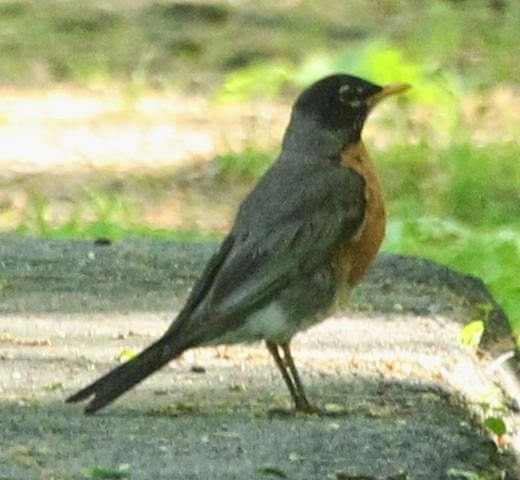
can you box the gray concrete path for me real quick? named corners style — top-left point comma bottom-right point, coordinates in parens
top-left (0, 238), bottom-right (519, 479)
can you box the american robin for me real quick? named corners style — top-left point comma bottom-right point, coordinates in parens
top-left (66, 74), bottom-right (410, 414)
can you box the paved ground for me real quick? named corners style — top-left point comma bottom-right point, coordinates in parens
top-left (0, 239), bottom-right (519, 479)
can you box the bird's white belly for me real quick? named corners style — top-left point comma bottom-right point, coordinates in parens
top-left (208, 302), bottom-right (299, 345)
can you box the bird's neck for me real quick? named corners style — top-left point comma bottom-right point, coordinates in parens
top-left (281, 116), bottom-right (359, 161)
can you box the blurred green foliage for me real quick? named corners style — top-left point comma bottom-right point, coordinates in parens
top-left (215, 62), bottom-right (293, 103)
top-left (380, 144), bottom-right (520, 224)
top-left (214, 42), bottom-right (462, 104)
top-left (0, 0), bottom-right (518, 88)
top-left (15, 191), bottom-right (218, 242)
top-left (214, 147), bottom-right (274, 180)
top-left (385, 216), bottom-right (520, 335)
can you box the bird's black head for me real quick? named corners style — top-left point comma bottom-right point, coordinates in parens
top-left (287, 74), bottom-right (409, 149)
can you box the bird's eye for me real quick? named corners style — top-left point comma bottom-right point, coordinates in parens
top-left (348, 99), bottom-right (361, 108)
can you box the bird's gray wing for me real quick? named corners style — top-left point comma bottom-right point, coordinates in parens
top-left (176, 163), bottom-right (366, 344)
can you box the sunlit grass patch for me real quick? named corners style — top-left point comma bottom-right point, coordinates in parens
top-left (213, 147), bottom-right (274, 180)
top-left (9, 188), bottom-right (219, 242)
top-left (379, 143), bottom-right (520, 226)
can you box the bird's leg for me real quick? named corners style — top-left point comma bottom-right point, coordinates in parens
top-left (280, 342), bottom-right (318, 413)
top-left (266, 341), bottom-right (318, 413)
top-left (266, 341), bottom-right (299, 405)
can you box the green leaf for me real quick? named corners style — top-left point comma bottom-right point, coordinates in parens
top-left (460, 321), bottom-right (484, 349)
top-left (117, 349), bottom-right (137, 362)
top-left (484, 416), bottom-right (507, 437)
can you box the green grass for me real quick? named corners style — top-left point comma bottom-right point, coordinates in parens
top-left (380, 142), bottom-right (520, 330)
top-left (15, 220), bottom-right (216, 243)
top-left (214, 147), bottom-right (274, 180)
top-left (379, 143), bottom-right (520, 225)
top-left (391, 144), bottom-right (519, 330)
top-left (385, 218), bottom-right (519, 332)
top-left (12, 190), bottom-right (219, 243)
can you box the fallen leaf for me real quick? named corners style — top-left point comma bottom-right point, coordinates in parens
top-left (484, 416), bottom-right (507, 437)
top-left (117, 349), bottom-right (137, 362)
top-left (460, 321), bottom-right (484, 349)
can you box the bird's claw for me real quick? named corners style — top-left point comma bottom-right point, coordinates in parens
top-left (294, 399), bottom-right (320, 415)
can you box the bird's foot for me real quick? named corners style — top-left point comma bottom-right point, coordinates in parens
top-left (267, 396), bottom-right (320, 416)
top-left (294, 398), bottom-right (320, 415)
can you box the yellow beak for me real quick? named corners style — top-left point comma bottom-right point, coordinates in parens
top-left (367, 83), bottom-right (411, 108)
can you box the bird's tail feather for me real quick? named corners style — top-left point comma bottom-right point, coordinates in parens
top-left (66, 335), bottom-right (185, 414)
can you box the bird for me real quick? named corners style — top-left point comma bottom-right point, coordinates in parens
top-left (66, 74), bottom-right (410, 414)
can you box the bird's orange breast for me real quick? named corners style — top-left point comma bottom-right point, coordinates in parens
top-left (332, 141), bottom-right (386, 305)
